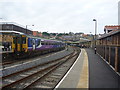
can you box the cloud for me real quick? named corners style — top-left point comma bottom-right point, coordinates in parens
top-left (0, 0), bottom-right (119, 34)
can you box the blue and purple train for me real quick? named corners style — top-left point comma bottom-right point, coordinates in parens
top-left (1, 31), bottom-right (66, 59)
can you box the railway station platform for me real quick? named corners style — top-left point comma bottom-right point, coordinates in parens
top-left (56, 48), bottom-right (120, 89)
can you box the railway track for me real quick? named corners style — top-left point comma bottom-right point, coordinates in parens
top-left (2, 47), bottom-right (80, 89)
top-left (26, 48), bottom-right (80, 89)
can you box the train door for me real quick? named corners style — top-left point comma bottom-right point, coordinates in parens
top-left (19, 36), bottom-right (22, 52)
top-left (13, 35), bottom-right (22, 52)
top-left (13, 36), bottom-right (17, 52)
top-left (21, 36), bottom-right (27, 52)
top-left (32, 39), bottom-right (35, 50)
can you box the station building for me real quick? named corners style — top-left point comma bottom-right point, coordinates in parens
top-left (104, 25), bottom-right (120, 33)
top-left (0, 22), bottom-right (33, 35)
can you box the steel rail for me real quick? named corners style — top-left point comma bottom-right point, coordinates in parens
top-left (24, 49), bottom-right (80, 89)
top-left (2, 50), bottom-right (75, 89)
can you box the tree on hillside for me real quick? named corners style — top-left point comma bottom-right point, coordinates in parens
top-left (42, 32), bottom-right (50, 36)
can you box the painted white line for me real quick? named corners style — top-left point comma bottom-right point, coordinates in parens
top-left (54, 49), bottom-right (82, 89)
top-left (77, 49), bottom-right (89, 88)
top-left (0, 64), bottom-right (21, 70)
top-left (117, 72), bottom-right (120, 76)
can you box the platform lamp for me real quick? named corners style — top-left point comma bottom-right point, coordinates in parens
top-left (93, 19), bottom-right (97, 54)
top-left (26, 25), bottom-right (34, 34)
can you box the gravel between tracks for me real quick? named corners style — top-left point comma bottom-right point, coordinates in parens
top-left (2, 47), bottom-right (80, 89)
top-left (1, 47), bottom-right (73, 77)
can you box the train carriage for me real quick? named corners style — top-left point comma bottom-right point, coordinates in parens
top-left (0, 30), bottom-right (65, 60)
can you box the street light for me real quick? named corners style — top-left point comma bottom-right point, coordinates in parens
top-left (93, 19), bottom-right (97, 54)
top-left (26, 25), bottom-right (34, 34)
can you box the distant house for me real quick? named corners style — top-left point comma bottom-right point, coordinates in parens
top-left (33, 31), bottom-right (42, 37)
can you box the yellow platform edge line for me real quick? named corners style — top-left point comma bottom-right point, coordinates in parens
top-left (77, 49), bottom-right (89, 88)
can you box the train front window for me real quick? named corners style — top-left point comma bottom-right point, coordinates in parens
top-left (17, 37), bottom-right (21, 44)
top-left (22, 37), bottom-right (26, 44)
top-left (13, 37), bottom-right (16, 44)
top-left (37, 39), bottom-right (40, 46)
top-left (32, 39), bottom-right (35, 45)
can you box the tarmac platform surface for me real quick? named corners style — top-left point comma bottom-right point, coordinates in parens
top-left (86, 49), bottom-right (120, 88)
top-left (56, 48), bottom-right (120, 88)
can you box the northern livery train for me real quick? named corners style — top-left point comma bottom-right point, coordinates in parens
top-left (0, 31), bottom-right (65, 59)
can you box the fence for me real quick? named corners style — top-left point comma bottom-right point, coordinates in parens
top-left (97, 45), bottom-right (120, 73)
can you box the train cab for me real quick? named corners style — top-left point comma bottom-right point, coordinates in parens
top-left (12, 34), bottom-right (28, 53)
top-left (0, 30), bottom-right (28, 54)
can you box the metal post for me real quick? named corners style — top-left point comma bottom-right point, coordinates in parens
top-left (93, 19), bottom-right (97, 54)
top-left (26, 25), bottom-right (34, 35)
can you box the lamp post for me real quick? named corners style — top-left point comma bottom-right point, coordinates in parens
top-left (26, 25), bottom-right (34, 34)
top-left (93, 19), bottom-right (97, 54)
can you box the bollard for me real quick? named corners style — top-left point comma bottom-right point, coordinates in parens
top-left (95, 47), bottom-right (96, 54)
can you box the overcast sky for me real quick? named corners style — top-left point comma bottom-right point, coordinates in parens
top-left (0, 0), bottom-right (119, 34)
